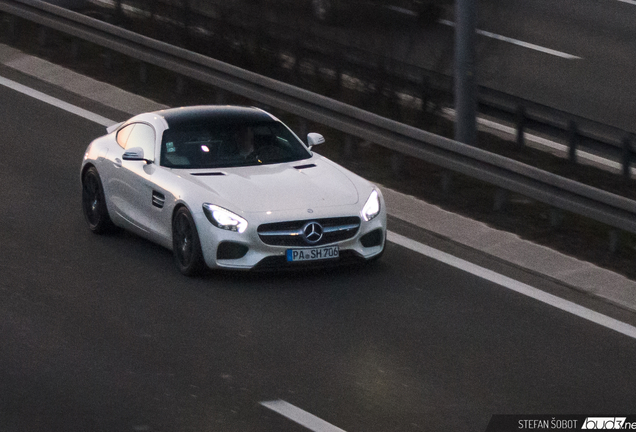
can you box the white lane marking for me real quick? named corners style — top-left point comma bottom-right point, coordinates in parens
top-left (618, 0), bottom-right (636, 5)
top-left (5, 71), bottom-right (635, 340)
top-left (261, 400), bottom-right (347, 432)
top-left (387, 231), bottom-right (636, 340)
top-left (386, 5), bottom-right (418, 16)
top-left (439, 19), bottom-right (581, 60)
top-left (0, 76), bottom-right (115, 127)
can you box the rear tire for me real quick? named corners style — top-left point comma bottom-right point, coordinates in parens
top-left (82, 166), bottom-right (115, 234)
top-left (172, 207), bottom-right (205, 276)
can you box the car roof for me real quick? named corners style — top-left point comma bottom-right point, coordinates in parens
top-left (156, 106), bottom-right (275, 128)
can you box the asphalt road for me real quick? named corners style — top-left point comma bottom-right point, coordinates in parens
top-left (2, 71), bottom-right (636, 431)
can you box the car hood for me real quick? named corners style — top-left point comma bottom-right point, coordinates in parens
top-left (187, 157), bottom-right (360, 213)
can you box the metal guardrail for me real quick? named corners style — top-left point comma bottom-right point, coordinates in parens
top-left (2, 0), bottom-right (636, 234)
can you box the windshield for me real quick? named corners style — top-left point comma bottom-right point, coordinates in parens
top-left (160, 120), bottom-right (311, 169)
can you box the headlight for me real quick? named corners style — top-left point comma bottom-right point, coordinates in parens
top-left (361, 190), bottom-right (380, 221)
top-left (202, 204), bottom-right (248, 233)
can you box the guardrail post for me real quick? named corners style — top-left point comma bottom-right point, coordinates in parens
top-left (343, 135), bottom-right (356, 158)
top-left (103, 50), bottom-right (112, 70)
top-left (622, 134), bottom-right (633, 179)
top-left (71, 39), bottom-right (80, 62)
top-left (37, 27), bottom-right (48, 48)
top-left (335, 64), bottom-right (343, 94)
top-left (176, 76), bottom-right (186, 95)
top-left (293, 40), bottom-right (302, 86)
top-left (420, 76), bottom-right (431, 111)
top-left (493, 188), bottom-right (508, 211)
top-left (391, 153), bottom-right (405, 177)
top-left (114, 0), bottom-right (123, 24)
top-left (516, 105), bottom-right (526, 146)
top-left (214, 89), bottom-right (226, 104)
top-left (4, 14), bottom-right (16, 42)
top-left (181, 0), bottom-right (192, 47)
top-left (149, 0), bottom-right (158, 22)
top-left (549, 208), bottom-right (564, 227)
top-left (441, 171), bottom-right (452, 194)
top-left (568, 120), bottom-right (578, 163)
top-left (139, 62), bottom-right (148, 84)
top-left (609, 230), bottom-right (620, 253)
top-left (297, 118), bottom-right (308, 141)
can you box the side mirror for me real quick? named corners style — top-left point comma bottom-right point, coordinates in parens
top-left (307, 133), bottom-right (325, 148)
top-left (123, 147), bottom-right (148, 162)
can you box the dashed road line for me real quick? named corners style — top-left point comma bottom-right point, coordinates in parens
top-left (439, 19), bottom-right (582, 60)
top-left (261, 400), bottom-right (347, 432)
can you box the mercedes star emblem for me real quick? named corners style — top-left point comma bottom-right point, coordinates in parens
top-left (302, 222), bottom-right (324, 244)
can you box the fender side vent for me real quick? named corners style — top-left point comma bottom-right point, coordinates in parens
top-left (152, 191), bottom-right (165, 209)
top-left (293, 164), bottom-right (316, 170)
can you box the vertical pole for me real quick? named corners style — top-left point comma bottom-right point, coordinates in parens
top-left (115, 0), bottom-right (123, 24)
top-left (516, 105), bottom-right (526, 146)
top-left (454, 0), bottom-right (477, 146)
top-left (568, 120), bottom-right (578, 163)
top-left (622, 134), bottom-right (632, 179)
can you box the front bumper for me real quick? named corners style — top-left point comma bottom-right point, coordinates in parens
top-left (193, 208), bottom-right (386, 270)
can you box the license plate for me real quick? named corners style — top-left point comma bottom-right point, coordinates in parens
top-left (286, 245), bottom-right (339, 262)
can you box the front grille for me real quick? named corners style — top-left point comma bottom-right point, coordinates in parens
top-left (258, 216), bottom-right (360, 247)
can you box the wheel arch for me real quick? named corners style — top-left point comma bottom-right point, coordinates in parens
top-left (80, 162), bottom-right (96, 182)
top-left (171, 202), bottom-right (191, 225)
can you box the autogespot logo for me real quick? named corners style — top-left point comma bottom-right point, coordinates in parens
top-left (582, 418), bottom-right (631, 429)
top-left (302, 222), bottom-right (323, 244)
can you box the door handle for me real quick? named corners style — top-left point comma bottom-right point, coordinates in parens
top-left (114, 158), bottom-right (122, 168)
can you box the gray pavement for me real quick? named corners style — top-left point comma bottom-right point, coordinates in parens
top-left (1, 42), bottom-right (634, 313)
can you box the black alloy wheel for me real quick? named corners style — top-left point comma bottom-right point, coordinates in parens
top-left (172, 207), bottom-right (205, 276)
top-left (82, 167), bottom-right (115, 234)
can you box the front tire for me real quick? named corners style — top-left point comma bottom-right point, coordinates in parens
top-left (82, 166), bottom-right (115, 234)
top-left (172, 207), bottom-right (205, 276)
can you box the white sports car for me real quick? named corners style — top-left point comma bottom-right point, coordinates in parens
top-left (81, 106), bottom-right (386, 275)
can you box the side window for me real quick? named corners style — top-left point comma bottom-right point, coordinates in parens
top-left (116, 124), bottom-right (135, 148)
top-left (126, 123), bottom-right (156, 161)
